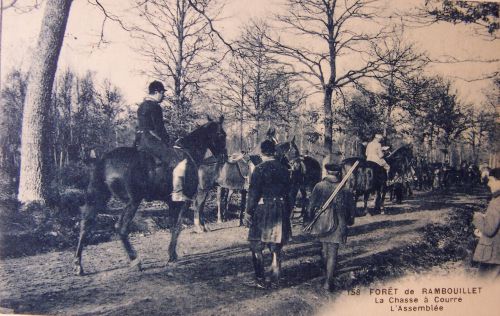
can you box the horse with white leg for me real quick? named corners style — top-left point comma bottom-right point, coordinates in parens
top-left (74, 116), bottom-right (227, 275)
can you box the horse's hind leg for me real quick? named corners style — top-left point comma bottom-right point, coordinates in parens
top-left (168, 201), bottom-right (189, 262)
top-left (116, 199), bottom-right (142, 271)
top-left (239, 190), bottom-right (247, 226)
top-left (74, 204), bottom-right (97, 276)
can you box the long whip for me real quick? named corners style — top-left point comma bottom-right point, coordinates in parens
top-left (303, 160), bottom-right (359, 232)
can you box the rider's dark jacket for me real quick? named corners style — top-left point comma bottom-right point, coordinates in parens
top-left (246, 157), bottom-right (291, 244)
top-left (137, 99), bottom-right (169, 143)
top-left (136, 99), bottom-right (170, 160)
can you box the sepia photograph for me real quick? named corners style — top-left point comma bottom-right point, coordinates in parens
top-left (0, 0), bottom-right (499, 315)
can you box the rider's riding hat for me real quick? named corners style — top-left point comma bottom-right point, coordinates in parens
top-left (149, 81), bottom-right (166, 94)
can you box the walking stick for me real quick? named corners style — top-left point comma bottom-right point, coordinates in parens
top-left (303, 160), bottom-right (359, 232)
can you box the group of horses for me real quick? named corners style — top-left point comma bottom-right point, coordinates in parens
top-left (73, 118), bottom-right (416, 275)
top-left (411, 159), bottom-right (483, 192)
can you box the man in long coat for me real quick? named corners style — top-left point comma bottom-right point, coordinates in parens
top-left (243, 140), bottom-right (291, 288)
top-left (306, 153), bottom-right (356, 291)
top-left (473, 168), bottom-right (500, 279)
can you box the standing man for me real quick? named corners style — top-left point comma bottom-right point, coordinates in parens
top-left (243, 140), bottom-right (291, 288)
top-left (366, 133), bottom-right (390, 175)
top-left (472, 168), bottom-right (500, 279)
top-left (306, 154), bottom-right (356, 291)
top-left (135, 80), bottom-right (188, 202)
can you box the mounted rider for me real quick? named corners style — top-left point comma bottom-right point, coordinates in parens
top-left (135, 80), bottom-right (189, 202)
top-left (365, 133), bottom-right (390, 175)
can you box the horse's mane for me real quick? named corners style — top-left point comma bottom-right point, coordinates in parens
top-left (176, 121), bottom-right (218, 148)
top-left (386, 145), bottom-right (412, 161)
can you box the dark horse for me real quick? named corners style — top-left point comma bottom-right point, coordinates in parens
top-left (275, 138), bottom-right (322, 220)
top-left (341, 144), bottom-right (413, 215)
top-left (74, 116), bottom-right (227, 275)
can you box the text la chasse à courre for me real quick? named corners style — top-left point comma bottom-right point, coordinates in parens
top-left (347, 286), bottom-right (483, 312)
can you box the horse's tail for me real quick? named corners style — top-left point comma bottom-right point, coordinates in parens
top-left (82, 158), bottom-right (110, 215)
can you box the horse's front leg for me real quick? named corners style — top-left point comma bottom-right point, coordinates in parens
top-left (226, 189), bottom-right (234, 220)
top-left (216, 186), bottom-right (227, 224)
top-left (117, 200), bottom-right (142, 271)
top-left (193, 189), bottom-right (209, 233)
top-left (239, 190), bottom-right (247, 227)
top-left (168, 201), bottom-right (189, 263)
top-left (299, 186), bottom-right (308, 220)
top-left (288, 185), bottom-right (299, 221)
top-left (363, 192), bottom-right (370, 215)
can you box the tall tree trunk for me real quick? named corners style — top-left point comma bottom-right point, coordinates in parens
top-left (18, 0), bottom-right (73, 204)
top-left (323, 86), bottom-right (333, 153)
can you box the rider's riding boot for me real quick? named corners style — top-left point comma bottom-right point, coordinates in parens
top-left (172, 159), bottom-right (190, 202)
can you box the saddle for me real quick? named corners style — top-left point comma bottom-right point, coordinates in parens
top-left (218, 153), bottom-right (251, 190)
top-left (137, 148), bottom-right (188, 200)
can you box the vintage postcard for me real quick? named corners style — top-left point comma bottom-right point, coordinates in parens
top-left (0, 0), bottom-right (499, 315)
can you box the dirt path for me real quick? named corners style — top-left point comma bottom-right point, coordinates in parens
top-left (0, 189), bottom-right (489, 315)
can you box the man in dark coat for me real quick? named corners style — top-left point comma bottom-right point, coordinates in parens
top-left (306, 153), bottom-right (356, 291)
top-left (136, 80), bottom-right (169, 159)
top-left (243, 140), bottom-right (291, 288)
top-left (135, 81), bottom-right (189, 202)
top-left (473, 168), bottom-right (500, 279)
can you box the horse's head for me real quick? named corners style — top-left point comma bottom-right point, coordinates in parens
top-left (205, 115), bottom-right (227, 161)
top-left (177, 115), bottom-right (227, 162)
top-left (276, 136), bottom-right (300, 161)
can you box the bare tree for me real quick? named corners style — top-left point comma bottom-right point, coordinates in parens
top-left (420, 0), bottom-right (499, 39)
top-left (129, 0), bottom-right (222, 130)
top-left (266, 0), bottom-right (391, 153)
top-left (216, 55), bottom-right (250, 151)
top-left (373, 31), bottom-right (428, 135)
top-left (18, 0), bottom-right (73, 204)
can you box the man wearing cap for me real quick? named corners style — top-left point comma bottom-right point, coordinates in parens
top-left (366, 133), bottom-right (390, 175)
top-left (135, 81), bottom-right (189, 202)
top-left (243, 140), bottom-right (292, 288)
top-left (136, 80), bottom-right (170, 159)
top-left (306, 154), bottom-right (356, 291)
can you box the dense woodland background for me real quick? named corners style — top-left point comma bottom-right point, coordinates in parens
top-left (0, 0), bottom-right (498, 203)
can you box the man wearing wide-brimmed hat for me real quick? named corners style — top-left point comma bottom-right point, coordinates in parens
top-left (305, 154), bottom-right (356, 291)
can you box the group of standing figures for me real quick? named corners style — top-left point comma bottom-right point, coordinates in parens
top-left (76, 80), bottom-right (488, 290)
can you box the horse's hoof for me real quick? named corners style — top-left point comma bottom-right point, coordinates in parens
top-left (75, 265), bottom-right (84, 276)
top-left (130, 258), bottom-right (142, 271)
top-left (193, 225), bottom-right (205, 234)
top-left (217, 219), bottom-right (223, 224)
top-left (168, 254), bottom-right (178, 263)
